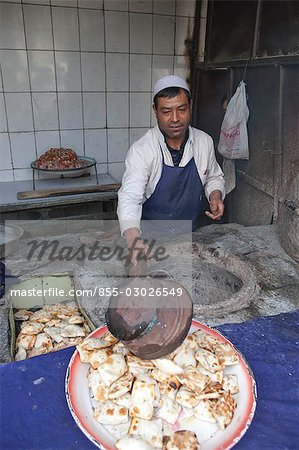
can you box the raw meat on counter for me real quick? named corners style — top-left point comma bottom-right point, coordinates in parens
top-left (34, 148), bottom-right (87, 170)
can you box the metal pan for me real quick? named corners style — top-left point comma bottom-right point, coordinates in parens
top-left (30, 156), bottom-right (97, 176)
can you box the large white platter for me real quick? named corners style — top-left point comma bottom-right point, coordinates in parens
top-left (66, 320), bottom-right (257, 450)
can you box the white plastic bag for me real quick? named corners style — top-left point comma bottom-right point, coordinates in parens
top-left (218, 81), bottom-right (249, 160)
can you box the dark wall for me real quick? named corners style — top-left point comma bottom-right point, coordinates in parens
top-left (192, 0), bottom-right (299, 226)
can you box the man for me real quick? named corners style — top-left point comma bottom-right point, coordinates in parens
top-left (117, 75), bottom-right (225, 264)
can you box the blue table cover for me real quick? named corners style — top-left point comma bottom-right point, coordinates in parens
top-left (1, 310), bottom-right (298, 450)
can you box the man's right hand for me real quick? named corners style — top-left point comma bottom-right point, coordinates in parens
top-left (124, 227), bottom-right (149, 268)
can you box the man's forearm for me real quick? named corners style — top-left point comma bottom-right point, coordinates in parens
top-left (209, 190), bottom-right (222, 202)
top-left (123, 227), bottom-right (141, 246)
top-left (205, 189), bottom-right (224, 220)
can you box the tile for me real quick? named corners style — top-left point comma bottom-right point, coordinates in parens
top-left (106, 53), bottom-right (129, 92)
top-left (28, 51), bottom-right (56, 91)
top-left (176, 0), bottom-right (195, 17)
top-left (83, 92), bottom-right (106, 128)
top-left (104, 0), bottom-right (128, 11)
top-left (152, 54), bottom-right (174, 88)
top-left (5, 93), bottom-right (33, 132)
top-left (0, 94), bottom-right (7, 132)
top-left (35, 130), bottom-right (60, 156)
top-left (107, 93), bottom-right (129, 128)
top-left (150, 105), bottom-right (156, 126)
top-left (107, 128), bottom-right (129, 163)
top-left (10, 132), bottom-right (36, 168)
top-left (81, 53), bottom-right (105, 91)
top-left (175, 16), bottom-right (193, 56)
top-left (153, 15), bottom-right (175, 55)
top-left (84, 129), bottom-right (107, 163)
top-left (129, 0), bottom-right (152, 13)
top-left (56, 52), bottom-right (81, 91)
top-left (130, 92), bottom-right (151, 127)
top-left (174, 55), bottom-right (188, 79)
top-left (129, 127), bottom-right (148, 145)
top-left (0, 3), bottom-right (25, 49)
top-left (105, 11), bottom-right (129, 53)
top-left (0, 133), bottom-right (12, 170)
top-left (32, 93), bottom-right (59, 130)
top-left (13, 168), bottom-right (33, 181)
top-left (78, 0), bottom-right (103, 9)
top-left (79, 9), bottom-right (104, 51)
top-left (130, 54), bottom-right (151, 92)
top-left (0, 170), bottom-right (14, 182)
top-left (130, 13), bottom-right (152, 54)
top-left (52, 7), bottom-right (79, 50)
top-left (60, 129), bottom-right (84, 154)
top-left (0, 50), bottom-right (29, 92)
top-left (108, 162), bottom-right (125, 182)
top-left (22, 0), bottom-right (50, 4)
top-left (153, 0), bottom-right (175, 16)
top-left (51, 0), bottom-right (77, 6)
top-left (23, 4), bottom-right (53, 50)
top-left (58, 93), bottom-right (83, 130)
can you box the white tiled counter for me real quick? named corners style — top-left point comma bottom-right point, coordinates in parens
top-left (0, 174), bottom-right (118, 220)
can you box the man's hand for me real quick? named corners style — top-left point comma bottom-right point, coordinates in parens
top-left (124, 227), bottom-right (149, 268)
top-left (205, 190), bottom-right (224, 221)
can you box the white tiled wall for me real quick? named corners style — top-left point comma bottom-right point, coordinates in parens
top-left (0, 0), bottom-right (195, 182)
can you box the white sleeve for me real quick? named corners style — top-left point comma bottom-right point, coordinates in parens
top-left (204, 137), bottom-right (226, 201)
top-left (117, 144), bottom-right (150, 235)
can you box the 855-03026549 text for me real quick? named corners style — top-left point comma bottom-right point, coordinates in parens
top-left (9, 286), bottom-right (184, 298)
top-left (96, 286), bottom-right (183, 297)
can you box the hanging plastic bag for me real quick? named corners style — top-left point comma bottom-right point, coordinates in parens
top-left (218, 81), bottom-right (249, 160)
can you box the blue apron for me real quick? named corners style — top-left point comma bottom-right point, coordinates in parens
top-left (142, 149), bottom-right (203, 232)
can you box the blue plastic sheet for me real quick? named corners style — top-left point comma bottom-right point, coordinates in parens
top-left (1, 310), bottom-right (298, 450)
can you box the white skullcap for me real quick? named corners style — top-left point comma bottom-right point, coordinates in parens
top-left (153, 75), bottom-right (190, 99)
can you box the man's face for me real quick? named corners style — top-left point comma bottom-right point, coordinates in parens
top-left (153, 90), bottom-right (192, 141)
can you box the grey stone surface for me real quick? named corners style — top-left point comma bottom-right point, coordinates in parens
top-left (193, 224), bottom-right (299, 327)
top-left (0, 304), bottom-right (11, 362)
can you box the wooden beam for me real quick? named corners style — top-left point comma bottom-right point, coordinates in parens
top-left (17, 183), bottom-right (121, 200)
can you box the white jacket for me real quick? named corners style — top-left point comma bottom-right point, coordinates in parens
top-left (117, 125), bottom-right (225, 234)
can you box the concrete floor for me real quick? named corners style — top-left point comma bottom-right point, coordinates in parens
top-left (1, 222), bottom-right (298, 363)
